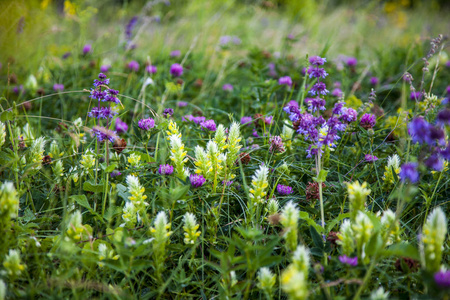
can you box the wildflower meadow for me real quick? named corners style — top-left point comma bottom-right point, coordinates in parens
top-left (0, 0), bottom-right (450, 299)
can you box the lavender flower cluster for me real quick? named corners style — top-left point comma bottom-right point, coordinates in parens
top-left (283, 56), bottom-right (358, 157)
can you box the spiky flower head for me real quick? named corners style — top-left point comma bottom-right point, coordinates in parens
top-left (150, 211), bottom-right (172, 245)
top-left (281, 265), bottom-right (308, 300)
top-left (280, 201), bottom-right (299, 251)
top-left (28, 136), bottom-right (46, 170)
top-left (337, 220), bottom-right (355, 256)
top-left (369, 287), bottom-right (390, 300)
top-left (126, 175), bottom-right (148, 208)
top-left (257, 267), bottom-right (276, 295)
top-left (169, 135), bottom-right (189, 180)
top-left (122, 201), bottom-right (138, 228)
top-left (347, 181), bottom-right (371, 219)
top-left (352, 212), bottom-right (374, 264)
top-left (183, 212), bottom-right (201, 244)
top-left (226, 122), bottom-right (242, 169)
top-left (66, 210), bottom-right (89, 241)
top-left (249, 165), bottom-right (269, 205)
top-left (214, 124), bottom-right (227, 151)
top-left (3, 249), bottom-right (26, 277)
top-left (383, 154), bottom-right (401, 185)
top-left (266, 198), bottom-right (279, 216)
top-left (80, 149), bottom-right (96, 170)
top-left (380, 209), bottom-right (401, 245)
top-left (421, 207), bottom-right (447, 273)
top-left (52, 160), bottom-right (64, 183)
top-left (292, 245), bottom-right (310, 277)
top-left (0, 121), bottom-right (6, 148)
top-left (0, 181), bottom-right (19, 220)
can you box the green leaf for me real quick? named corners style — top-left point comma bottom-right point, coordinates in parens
top-left (310, 225), bottom-right (324, 250)
top-left (70, 194), bottom-right (92, 211)
top-left (83, 181), bottom-right (104, 194)
top-left (382, 242), bottom-right (419, 260)
top-left (326, 213), bottom-right (350, 233)
top-left (105, 163), bottom-right (118, 173)
top-left (116, 184), bottom-right (128, 201)
top-left (299, 211), bottom-right (324, 234)
top-left (0, 110), bottom-right (14, 122)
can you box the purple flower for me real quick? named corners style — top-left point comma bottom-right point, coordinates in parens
top-left (88, 107), bottom-right (117, 119)
top-left (163, 108), bottom-right (174, 118)
top-left (62, 52), bottom-right (71, 59)
top-left (222, 180), bottom-right (234, 186)
top-left (82, 44), bottom-right (92, 55)
top-left (340, 108), bottom-right (358, 123)
top-left (115, 119), bottom-right (128, 133)
top-left (252, 129), bottom-right (260, 138)
top-left (410, 91), bottom-right (423, 101)
top-left (190, 174), bottom-right (206, 188)
top-left (158, 164), bottom-right (174, 175)
top-left (305, 97), bottom-right (326, 112)
top-left (264, 116), bottom-right (273, 125)
top-left (240, 116), bottom-right (252, 126)
top-left (127, 60), bottom-right (139, 72)
top-left (53, 84), bottom-right (64, 92)
top-left (339, 255), bottom-right (358, 266)
top-left (346, 57), bottom-right (357, 67)
top-left (365, 154), bottom-right (378, 162)
top-left (146, 65), bottom-right (157, 74)
top-left (437, 109), bottom-right (450, 125)
top-left (222, 84), bottom-right (233, 91)
top-left (446, 85), bottom-right (450, 95)
top-left (100, 65), bottom-right (111, 73)
top-left (399, 162), bottom-right (419, 183)
top-left (308, 67), bottom-right (328, 79)
top-left (370, 77), bottom-right (379, 86)
top-left (13, 85), bottom-right (24, 94)
top-left (125, 16), bottom-right (138, 41)
top-left (269, 136), bottom-right (285, 153)
top-left (278, 76), bottom-right (293, 87)
top-left (425, 154), bottom-right (444, 171)
top-left (407, 117), bottom-right (446, 145)
top-left (309, 56), bottom-right (326, 66)
top-left (309, 82), bottom-right (329, 95)
top-left (104, 89), bottom-right (120, 104)
top-left (277, 184), bottom-right (293, 195)
top-left (177, 101), bottom-right (188, 107)
top-left (170, 63), bottom-right (183, 77)
top-left (93, 73), bottom-right (110, 87)
top-left (92, 126), bottom-right (117, 143)
top-left (138, 118), bottom-right (155, 130)
top-left (434, 270), bottom-right (450, 289)
top-left (200, 119), bottom-right (217, 131)
top-left (286, 100), bottom-right (298, 109)
top-left (110, 171), bottom-right (122, 178)
top-left (331, 88), bottom-right (343, 97)
top-left (170, 50), bottom-right (181, 57)
top-left (359, 113), bottom-right (376, 129)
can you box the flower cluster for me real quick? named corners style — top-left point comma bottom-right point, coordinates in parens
top-left (277, 184), bottom-right (293, 195)
top-left (284, 56), bottom-right (357, 157)
top-left (281, 245), bottom-right (310, 300)
top-left (182, 212), bottom-right (201, 244)
top-left (248, 165), bottom-right (269, 205)
top-left (280, 201), bottom-right (299, 251)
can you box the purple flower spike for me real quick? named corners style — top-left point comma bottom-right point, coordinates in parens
top-left (408, 117), bottom-right (432, 144)
top-left (308, 67), bottom-right (328, 79)
top-left (339, 255), bottom-right (358, 267)
top-left (277, 184), bottom-right (293, 195)
top-left (158, 164), bottom-right (174, 175)
top-left (222, 84), bottom-right (233, 91)
top-left (331, 88), bottom-right (343, 97)
top-left (437, 109), bottom-right (450, 125)
top-left (138, 118), bottom-right (155, 131)
top-left (127, 60), bottom-right (139, 72)
top-left (278, 76), bottom-right (293, 87)
top-left (309, 82), bottom-right (329, 95)
top-left (200, 119), bottom-right (217, 132)
top-left (190, 174), bottom-right (206, 188)
top-left (425, 154), bottom-right (444, 171)
top-left (170, 63), bottom-right (183, 77)
top-left (146, 65), bottom-right (157, 74)
top-left (82, 44), bottom-right (92, 55)
top-left (399, 162), bottom-right (419, 183)
top-left (434, 270), bottom-right (450, 289)
top-left (115, 119), bottom-right (128, 134)
top-left (309, 56), bottom-right (327, 66)
top-left (365, 154), bottom-right (378, 162)
top-left (269, 136), bottom-right (285, 153)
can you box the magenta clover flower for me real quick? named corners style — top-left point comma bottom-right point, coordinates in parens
top-left (82, 44), bottom-right (92, 55)
top-left (276, 184), bottom-right (293, 195)
top-left (190, 174), bottom-right (206, 188)
top-left (365, 154), bottom-right (378, 162)
top-left (434, 270), bottom-right (450, 289)
top-left (200, 119), bottom-right (217, 132)
top-left (278, 76), bottom-right (293, 87)
top-left (146, 65), bottom-right (157, 74)
top-left (240, 116), bottom-right (252, 126)
top-left (115, 119), bottom-right (128, 134)
top-left (170, 63), bottom-right (183, 77)
top-left (222, 84), bottom-right (233, 91)
top-left (158, 164), bottom-right (174, 175)
top-left (53, 84), bottom-right (64, 92)
top-left (339, 255), bottom-right (358, 266)
top-left (138, 118), bottom-right (155, 131)
top-left (127, 60), bottom-right (139, 72)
